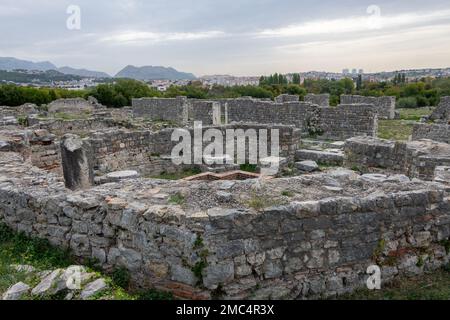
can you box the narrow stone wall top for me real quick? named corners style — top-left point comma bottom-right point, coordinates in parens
top-left (275, 94), bottom-right (300, 103)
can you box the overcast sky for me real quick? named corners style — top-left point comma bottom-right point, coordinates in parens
top-left (1, 0), bottom-right (450, 76)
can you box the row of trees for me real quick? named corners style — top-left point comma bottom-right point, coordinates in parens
top-left (2, 76), bottom-right (450, 109)
top-left (0, 84), bottom-right (85, 106)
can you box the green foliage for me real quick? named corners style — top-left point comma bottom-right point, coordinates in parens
top-left (378, 120), bottom-right (414, 141)
top-left (151, 167), bottom-right (201, 180)
top-left (90, 79), bottom-right (161, 108)
top-left (335, 267), bottom-right (450, 300)
top-left (17, 116), bottom-right (28, 127)
top-left (398, 107), bottom-right (433, 121)
top-left (193, 235), bottom-right (204, 250)
top-left (168, 193), bottom-right (185, 205)
top-left (111, 267), bottom-right (131, 289)
top-left (0, 84), bottom-right (86, 106)
top-left (281, 190), bottom-right (295, 197)
top-left (397, 97), bottom-right (418, 108)
top-left (240, 163), bottom-right (258, 173)
top-left (191, 260), bottom-right (208, 280)
top-left (0, 223), bottom-right (73, 269)
top-left (137, 289), bottom-right (173, 300)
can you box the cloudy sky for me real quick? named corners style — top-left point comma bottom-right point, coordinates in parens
top-left (1, 0), bottom-right (450, 76)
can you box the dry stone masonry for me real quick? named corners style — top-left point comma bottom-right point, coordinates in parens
top-left (1, 95), bottom-right (450, 300)
top-left (0, 152), bottom-right (449, 299)
top-left (304, 94), bottom-right (330, 107)
top-left (412, 123), bottom-right (450, 144)
top-left (340, 95), bottom-right (396, 120)
top-left (429, 96), bottom-right (450, 123)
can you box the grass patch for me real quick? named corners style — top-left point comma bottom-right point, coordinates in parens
top-left (168, 193), bottom-right (185, 205)
top-left (247, 193), bottom-right (284, 211)
top-left (240, 164), bottom-right (258, 173)
top-left (281, 190), bottom-right (295, 197)
top-left (53, 112), bottom-right (91, 121)
top-left (398, 107), bottom-right (434, 121)
top-left (378, 120), bottom-right (415, 141)
top-left (336, 267), bottom-right (450, 300)
top-left (151, 167), bottom-right (202, 180)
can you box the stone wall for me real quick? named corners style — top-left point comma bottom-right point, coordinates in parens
top-left (189, 100), bottom-right (216, 125)
top-left (132, 97), bottom-right (188, 123)
top-left (344, 136), bottom-right (450, 180)
top-left (275, 94), bottom-right (300, 103)
top-left (47, 98), bottom-right (103, 115)
top-left (33, 118), bottom-right (125, 137)
top-left (131, 97), bottom-right (378, 140)
top-left (0, 128), bottom-right (61, 173)
top-left (412, 123), bottom-right (450, 144)
top-left (223, 98), bottom-right (318, 132)
top-left (84, 124), bottom-right (300, 177)
top-left (0, 153), bottom-right (449, 300)
top-left (318, 105), bottom-right (378, 140)
top-left (305, 94), bottom-right (330, 107)
top-left (429, 96), bottom-right (450, 122)
top-left (340, 95), bottom-right (396, 120)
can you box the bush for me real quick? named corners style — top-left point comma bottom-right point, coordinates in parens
top-left (111, 267), bottom-right (131, 289)
top-left (397, 97), bottom-right (418, 108)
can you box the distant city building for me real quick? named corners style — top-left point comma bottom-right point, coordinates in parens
top-left (352, 69), bottom-right (358, 75)
top-left (342, 69), bottom-right (350, 75)
top-left (359, 69), bottom-right (364, 75)
top-left (199, 75), bottom-right (260, 87)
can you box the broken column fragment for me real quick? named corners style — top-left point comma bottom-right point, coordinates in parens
top-left (60, 134), bottom-right (94, 190)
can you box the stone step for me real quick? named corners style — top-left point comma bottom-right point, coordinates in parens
top-left (296, 149), bottom-right (344, 166)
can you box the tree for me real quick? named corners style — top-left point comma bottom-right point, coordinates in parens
top-left (356, 75), bottom-right (363, 91)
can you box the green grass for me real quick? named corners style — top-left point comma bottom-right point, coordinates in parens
top-left (53, 112), bottom-right (91, 121)
top-left (246, 193), bottom-right (285, 211)
top-left (281, 190), bottom-right (295, 197)
top-left (240, 164), bottom-right (258, 173)
top-left (150, 168), bottom-right (202, 180)
top-left (398, 107), bottom-right (434, 121)
top-left (378, 120), bottom-right (415, 141)
top-left (336, 267), bottom-right (450, 300)
top-left (0, 223), bottom-right (172, 300)
top-left (168, 193), bottom-right (185, 205)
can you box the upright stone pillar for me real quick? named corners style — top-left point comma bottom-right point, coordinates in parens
top-left (60, 134), bottom-right (94, 190)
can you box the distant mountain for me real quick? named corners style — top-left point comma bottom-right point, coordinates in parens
top-left (57, 66), bottom-right (111, 78)
top-left (115, 65), bottom-right (196, 81)
top-left (0, 57), bottom-right (56, 72)
top-left (0, 69), bottom-right (82, 84)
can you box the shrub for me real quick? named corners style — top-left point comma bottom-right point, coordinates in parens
top-left (111, 267), bottom-right (131, 289)
top-left (397, 97), bottom-right (418, 108)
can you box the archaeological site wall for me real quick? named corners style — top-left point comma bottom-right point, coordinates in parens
top-left (344, 136), bottom-right (450, 180)
top-left (47, 98), bottom-right (104, 115)
top-left (0, 152), bottom-right (449, 299)
top-left (82, 124), bottom-right (300, 177)
top-left (317, 105), bottom-right (378, 140)
top-left (304, 94), bottom-right (330, 107)
top-left (33, 118), bottom-right (123, 137)
top-left (132, 97), bottom-right (188, 123)
top-left (429, 96), bottom-right (450, 122)
top-left (132, 97), bottom-right (379, 140)
top-left (274, 94), bottom-right (300, 103)
top-left (412, 123), bottom-right (450, 144)
top-left (340, 95), bottom-right (396, 120)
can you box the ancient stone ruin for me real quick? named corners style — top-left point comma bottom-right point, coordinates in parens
top-left (0, 95), bottom-right (449, 300)
top-left (340, 95), bottom-right (396, 120)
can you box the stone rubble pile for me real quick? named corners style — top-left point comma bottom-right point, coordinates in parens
top-left (2, 265), bottom-right (108, 300)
